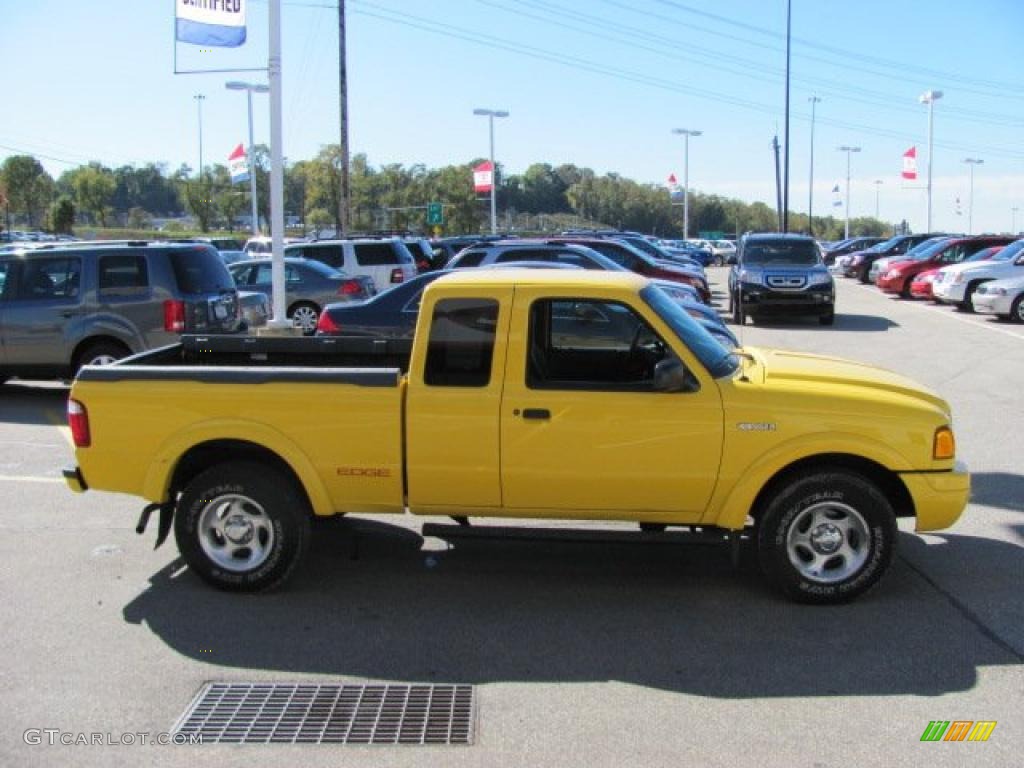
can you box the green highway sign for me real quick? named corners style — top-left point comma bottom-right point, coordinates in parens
top-left (426, 202), bottom-right (444, 226)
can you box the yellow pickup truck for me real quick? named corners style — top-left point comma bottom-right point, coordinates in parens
top-left (64, 270), bottom-right (969, 603)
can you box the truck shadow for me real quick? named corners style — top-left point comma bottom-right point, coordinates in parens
top-left (970, 471), bottom-right (1024, 513)
top-left (0, 381), bottom-right (69, 426)
top-left (732, 314), bottom-right (898, 332)
top-left (122, 519), bottom-right (1022, 698)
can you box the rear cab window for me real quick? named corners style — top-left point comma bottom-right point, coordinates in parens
top-left (424, 298), bottom-right (499, 387)
top-left (99, 254), bottom-right (149, 297)
top-left (167, 247), bottom-right (234, 295)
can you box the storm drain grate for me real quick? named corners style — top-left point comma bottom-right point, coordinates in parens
top-left (172, 683), bottom-right (475, 745)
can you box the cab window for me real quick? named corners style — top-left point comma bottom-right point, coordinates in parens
top-left (424, 298), bottom-right (499, 387)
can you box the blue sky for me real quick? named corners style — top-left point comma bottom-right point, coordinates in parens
top-left (3, 0), bottom-right (1023, 233)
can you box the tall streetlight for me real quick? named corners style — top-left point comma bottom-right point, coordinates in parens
top-left (963, 158), bottom-right (983, 235)
top-left (672, 128), bottom-right (702, 237)
top-left (473, 108), bottom-right (509, 234)
top-left (837, 145), bottom-right (861, 239)
top-left (226, 81), bottom-right (270, 236)
top-left (873, 179), bottom-right (883, 219)
top-left (194, 94), bottom-right (206, 181)
top-left (919, 90), bottom-right (943, 232)
top-left (807, 96), bottom-right (821, 235)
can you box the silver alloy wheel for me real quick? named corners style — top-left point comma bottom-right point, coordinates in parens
top-left (87, 353), bottom-right (119, 366)
top-left (290, 305), bottom-right (319, 333)
top-left (197, 494), bottom-right (276, 573)
top-left (785, 501), bottom-right (871, 584)
top-left (1017, 299), bottom-right (1024, 322)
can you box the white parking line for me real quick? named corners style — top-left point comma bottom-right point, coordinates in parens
top-left (44, 409), bottom-right (76, 449)
top-left (853, 283), bottom-right (1024, 342)
top-left (0, 474), bottom-right (64, 484)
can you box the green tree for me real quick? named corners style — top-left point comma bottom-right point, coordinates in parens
top-left (48, 195), bottom-right (76, 234)
top-left (1, 155), bottom-right (54, 228)
top-left (65, 163), bottom-right (116, 227)
top-left (126, 207), bottom-right (152, 230)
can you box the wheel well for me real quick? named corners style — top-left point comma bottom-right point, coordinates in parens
top-left (72, 336), bottom-right (132, 368)
top-left (169, 439), bottom-right (312, 512)
top-left (748, 453), bottom-right (915, 522)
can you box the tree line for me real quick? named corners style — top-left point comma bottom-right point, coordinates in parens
top-left (0, 148), bottom-right (891, 240)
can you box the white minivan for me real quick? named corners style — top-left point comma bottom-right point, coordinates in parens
top-left (285, 239), bottom-right (417, 292)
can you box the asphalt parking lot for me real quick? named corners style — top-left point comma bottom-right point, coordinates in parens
top-left (1, 270), bottom-right (1021, 767)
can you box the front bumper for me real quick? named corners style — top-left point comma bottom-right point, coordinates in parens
top-left (909, 280), bottom-right (934, 299)
top-left (738, 284), bottom-right (834, 315)
top-left (900, 461), bottom-right (970, 532)
top-left (876, 275), bottom-right (904, 293)
top-left (932, 281), bottom-right (965, 303)
top-left (63, 466), bottom-right (88, 494)
top-left (971, 292), bottom-right (1011, 315)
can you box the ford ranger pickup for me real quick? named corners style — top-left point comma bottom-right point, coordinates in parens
top-left (64, 270), bottom-right (969, 603)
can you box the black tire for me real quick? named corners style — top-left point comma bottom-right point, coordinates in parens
top-left (899, 280), bottom-right (912, 299)
top-left (757, 470), bottom-right (896, 604)
top-left (174, 461), bottom-right (311, 592)
top-left (818, 310), bottom-right (835, 326)
top-left (858, 265), bottom-right (872, 284)
top-left (74, 340), bottom-right (130, 374)
top-left (731, 292), bottom-right (744, 325)
top-left (956, 281), bottom-right (981, 312)
top-left (1011, 295), bottom-right (1024, 324)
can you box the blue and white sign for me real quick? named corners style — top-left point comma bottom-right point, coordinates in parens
top-left (176, 0), bottom-right (247, 48)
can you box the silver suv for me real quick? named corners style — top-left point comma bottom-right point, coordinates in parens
top-left (0, 242), bottom-right (242, 383)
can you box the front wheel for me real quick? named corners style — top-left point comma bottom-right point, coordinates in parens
top-left (1011, 295), bottom-right (1024, 324)
top-left (174, 461), bottom-right (311, 592)
top-left (731, 293), bottom-right (744, 325)
top-left (818, 310), bottom-right (835, 326)
top-left (757, 470), bottom-right (896, 604)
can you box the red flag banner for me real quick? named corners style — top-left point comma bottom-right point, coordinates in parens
top-left (473, 161), bottom-right (494, 193)
top-left (902, 147), bottom-right (918, 180)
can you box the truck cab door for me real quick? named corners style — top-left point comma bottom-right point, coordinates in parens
top-left (499, 287), bottom-right (724, 521)
top-left (405, 286), bottom-right (512, 512)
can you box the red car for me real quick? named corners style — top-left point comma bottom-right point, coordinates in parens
top-left (909, 246), bottom-right (1004, 299)
top-left (876, 236), bottom-right (1015, 297)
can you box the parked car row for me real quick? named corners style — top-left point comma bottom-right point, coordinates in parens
top-left (830, 233), bottom-right (1024, 322)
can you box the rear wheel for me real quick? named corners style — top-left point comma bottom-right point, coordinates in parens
top-left (75, 340), bottom-right (130, 374)
top-left (288, 302), bottom-right (320, 335)
top-left (757, 470), bottom-right (896, 604)
top-left (174, 461), bottom-right (311, 592)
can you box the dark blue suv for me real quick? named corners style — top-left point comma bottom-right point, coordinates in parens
top-left (728, 234), bottom-right (835, 325)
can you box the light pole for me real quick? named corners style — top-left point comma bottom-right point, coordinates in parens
top-left (194, 94), bottom-right (206, 181)
top-left (473, 108), bottom-right (509, 235)
top-left (226, 81), bottom-right (270, 236)
top-left (919, 90), bottom-right (943, 231)
top-left (672, 128), bottom-right (702, 237)
top-left (837, 146), bottom-right (861, 239)
top-left (807, 95), bottom-right (821, 235)
top-left (873, 179), bottom-right (883, 219)
top-left (963, 158), bottom-right (983, 235)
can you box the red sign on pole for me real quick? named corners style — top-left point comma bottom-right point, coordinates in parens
top-left (902, 147), bottom-right (918, 180)
top-left (473, 161), bottom-right (494, 193)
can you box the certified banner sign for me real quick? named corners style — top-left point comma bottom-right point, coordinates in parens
top-left (176, 0), bottom-right (247, 48)
top-left (228, 144), bottom-right (249, 184)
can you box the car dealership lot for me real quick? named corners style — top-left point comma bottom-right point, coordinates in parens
top-left (1, 272), bottom-right (1021, 767)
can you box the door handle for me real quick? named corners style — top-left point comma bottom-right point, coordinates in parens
top-left (521, 408), bottom-right (551, 420)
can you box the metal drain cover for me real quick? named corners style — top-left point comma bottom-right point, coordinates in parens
top-left (172, 683), bottom-right (475, 745)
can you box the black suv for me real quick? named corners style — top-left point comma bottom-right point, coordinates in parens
top-left (0, 241), bottom-right (242, 383)
top-left (728, 234), bottom-right (835, 325)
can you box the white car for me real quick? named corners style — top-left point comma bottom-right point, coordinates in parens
top-left (285, 238), bottom-right (417, 291)
top-left (933, 239), bottom-right (1024, 309)
top-left (971, 273), bottom-right (1024, 322)
top-left (711, 240), bottom-right (736, 265)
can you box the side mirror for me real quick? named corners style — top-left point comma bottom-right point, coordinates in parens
top-left (653, 356), bottom-right (697, 393)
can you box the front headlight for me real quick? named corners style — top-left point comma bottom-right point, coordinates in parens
top-left (919, 273), bottom-right (936, 283)
top-left (952, 272), bottom-right (966, 284)
top-left (887, 270), bottom-right (902, 278)
top-left (984, 286), bottom-right (1008, 296)
top-left (807, 272), bottom-right (832, 286)
top-left (738, 269), bottom-right (761, 285)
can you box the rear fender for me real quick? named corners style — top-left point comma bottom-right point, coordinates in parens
top-left (141, 419), bottom-right (333, 516)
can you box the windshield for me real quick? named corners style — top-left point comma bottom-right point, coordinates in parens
top-left (905, 239), bottom-right (952, 261)
top-left (869, 236), bottom-right (904, 253)
top-left (989, 239), bottom-right (1024, 261)
top-left (641, 284), bottom-right (737, 379)
top-left (742, 240), bottom-right (819, 265)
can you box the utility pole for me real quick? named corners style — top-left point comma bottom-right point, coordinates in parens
top-left (919, 90), bottom-right (943, 232)
top-left (807, 96), bottom-right (821, 235)
top-left (338, 0), bottom-right (350, 236)
top-left (782, 0), bottom-right (792, 232)
top-left (838, 146), bottom-right (861, 240)
top-left (963, 158), bottom-right (983, 235)
top-left (671, 128), bottom-right (702, 237)
top-left (873, 179), bottom-right (883, 219)
top-left (772, 135), bottom-right (782, 231)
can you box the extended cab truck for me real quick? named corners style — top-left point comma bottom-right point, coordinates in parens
top-left (64, 271), bottom-right (969, 604)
